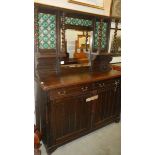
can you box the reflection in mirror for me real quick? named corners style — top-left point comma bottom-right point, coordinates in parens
top-left (61, 29), bottom-right (92, 68)
top-left (108, 20), bottom-right (121, 55)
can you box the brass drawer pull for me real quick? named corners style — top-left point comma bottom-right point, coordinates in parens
top-left (115, 80), bottom-right (120, 86)
top-left (81, 86), bottom-right (88, 91)
top-left (114, 80), bottom-right (120, 92)
top-left (58, 90), bottom-right (66, 95)
top-left (99, 83), bottom-right (105, 88)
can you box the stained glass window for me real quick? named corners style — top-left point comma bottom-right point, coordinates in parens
top-left (38, 13), bottom-right (56, 49)
top-left (65, 17), bottom-right (92, 27)
top-left (94, 22), bottom-right (107, 49)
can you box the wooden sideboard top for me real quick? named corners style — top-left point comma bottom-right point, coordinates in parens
top-left (35, 70), bottom-right (121, 91)
top-left (112, 63), bottom-right (121, 71)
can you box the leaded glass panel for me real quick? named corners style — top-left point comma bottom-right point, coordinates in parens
top-left (65, 17), bottom-right (92, 27)
top-left (38, 13), bottom-right (56, 49)
top-left (94, 22), bottom-right (107, 49)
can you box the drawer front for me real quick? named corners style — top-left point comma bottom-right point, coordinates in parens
top-left (49, 83), bottom-right (93, 99)
top-left (94, 78), bottom-right (121, 91)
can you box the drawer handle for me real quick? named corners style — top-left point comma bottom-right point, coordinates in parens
top-left (115, 80), bottom-right (120, 86)
top-left (81, 86), bottom-right (88, 91)
top-left (58, 90), bottom-right (66, 95)
top-left (99, 83), bottom-right (105, 88)
top-left (114, 80), bottom-right (120, 92)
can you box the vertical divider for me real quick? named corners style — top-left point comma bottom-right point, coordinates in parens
top-left (34, 6), bottom-right (39, 53)
top-left (61, 12), bottom-right (66, 54)
top-left (56, 11), bottom-right (61, 74)
top-left (112, 19), bottom-right (119, 53)
top-left (92, 18), bottom-right (96, 53)
top-left (89, 18), bottom-right (96, 72)
top-left (85, 31), bottom-right (88, 52)
top-left (97, 18), bottom-right (103, 53)
top-left (106, 18), bottom-right (112, 53)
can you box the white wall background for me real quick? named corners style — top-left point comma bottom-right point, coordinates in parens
top-left (34, 0), bottom-right (112, 16)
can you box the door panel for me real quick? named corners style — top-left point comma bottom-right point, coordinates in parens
top-left (51, 94), bottom-right (92, 143)
top-left (93, 78), bottom-right (121, 127)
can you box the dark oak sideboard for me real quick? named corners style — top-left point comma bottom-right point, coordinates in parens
top-left (35, 70), bottom-right (121, 154)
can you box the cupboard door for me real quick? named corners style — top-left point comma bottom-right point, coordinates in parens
top-left (51, 94), bottom-right (91, 144)
top-left (93, 78), bottom-right (121, 127)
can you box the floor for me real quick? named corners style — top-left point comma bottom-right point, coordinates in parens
top-left (41, 122), bottom-right (121, 155)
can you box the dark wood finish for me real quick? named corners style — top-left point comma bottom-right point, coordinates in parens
top-left (56, 11), bottom-right (61, 74)
top-left (36, 69), bottom-right (120, 90)
top-left (112, 63), bottom-right (121, 71)
top-left (112, 19), bottom-right (119, 53)
top-left (34, 4), bottom-right (118, 73)
top-left (34, 4), bottom-right (121, 155)
top-left (61, 12), bottom-right (66, 54)
top-left (105, 18), bottom-right (111, 53)
top-left (65, 24), bottom-right (93, 31)
top-left (34, 7), bottom-right (39, 53)
top-left (92, 18), bottom-right (96, 53)
top-left (85, 31), bottom-right (88, 52)
top-left (35, 70), bottom-right (121, 154)
top-left (93, 78), bottom-right (121, 127)
top-left (97, 19), bottom-right (103, 53)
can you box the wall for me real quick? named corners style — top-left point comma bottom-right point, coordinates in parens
top-left (34, 0), bottom-right (112, 16)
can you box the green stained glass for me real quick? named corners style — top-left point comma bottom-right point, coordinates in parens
top-left (65, 17), bottom-right (92, 27)
top-left (38, 13), bottom-right (56, 49)
top-left (94, 22), bottom-right (107, 49)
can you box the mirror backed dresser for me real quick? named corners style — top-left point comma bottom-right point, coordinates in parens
top-left (34, 3), bottom-right (121, 155)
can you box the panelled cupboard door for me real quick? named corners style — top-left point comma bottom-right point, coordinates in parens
top-left (51, 94), bottom-right (92, 144)
top-left (93, 79), bottom-right (121, 127)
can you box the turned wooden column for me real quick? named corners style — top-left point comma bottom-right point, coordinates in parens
top-left (97, 19), bottom-right (103, 53)
top-left (111, 19), bottom-right (119, 53)
top-left (85, 31), bottom-right (89, 52)
top-left (34, 6), bottom-right (39, 53)
top-left (61, 12), bottom-right (66, 53)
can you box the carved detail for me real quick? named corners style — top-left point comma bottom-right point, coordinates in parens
top-left (61, 12), bottom-right (66, 53)
top-left (111, 19), bottom-right (119, 53)
top-left (34, 7), bottom-right (39, 52)
top-left (85, 31), bottom-right (88, 52)
top-left (114, 80), bottom-right (120, 92)
top-left (97, 19), bottom-right (103, 53)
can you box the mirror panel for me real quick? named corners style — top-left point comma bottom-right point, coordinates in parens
top-left (61, 29), bottom-right (92, 67)
top-left (108, 20), bottom-right (121, 55)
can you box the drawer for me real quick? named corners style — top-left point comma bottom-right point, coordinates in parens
top-left (49, 83), bottom-right (93, 99)
top-left (94, 78), bottom-right (121, 90)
